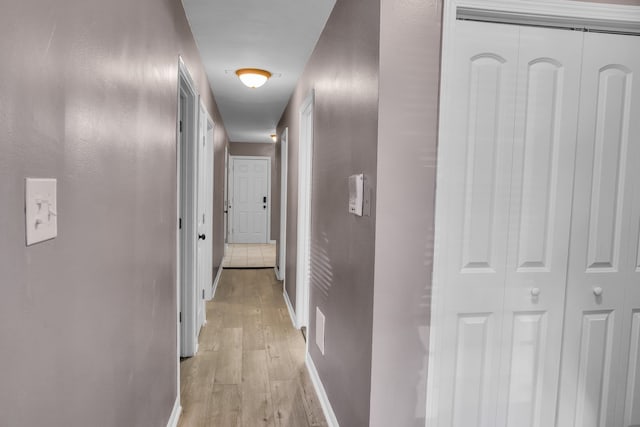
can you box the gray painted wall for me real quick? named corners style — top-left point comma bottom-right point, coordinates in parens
top-left (228, 142), bottom-right (278, 240)
top-left (370, 0), bottom-right (442, 425)
top-left (0, 0), bottom-right (227, 425)
top-left (277, 0), bottom-right (380, 425)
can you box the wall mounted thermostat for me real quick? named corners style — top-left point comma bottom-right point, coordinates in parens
top-left (348, 174), bottom-right (364, 216)
top-left (25, 178), bottom-right (58, 246)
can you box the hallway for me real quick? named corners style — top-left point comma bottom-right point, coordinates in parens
top-left (179, 269), bottom-right (327, 426)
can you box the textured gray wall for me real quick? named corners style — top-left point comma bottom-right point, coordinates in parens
top-left (228, 142), bottom-right (278, 240)
top-left (369, 0), bottom-right (442, 425)
top-left (277, 0), bottom-right (380, 424)
top-left (0, 0), bottom-right (227, 425)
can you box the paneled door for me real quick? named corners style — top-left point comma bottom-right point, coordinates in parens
top-left (430, 19), bottom-right (582, 427)
top-left (556, 31), bottom-right (640, 427)
top-left (496, 26), bottom-right (582, 427)
top-left (230, 157), bottom-right (270, 244)
top-left (430, 21), bottom-right (519, 427)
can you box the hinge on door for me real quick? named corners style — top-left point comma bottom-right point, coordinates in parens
top-left (179, 312), bottom-right (182, 323)
top-left (202, 289), bottom-right (205, 299)
top-left (179, 120), bottom-right (183, 133)
top-left (179, 218), bottom-right (182, 229)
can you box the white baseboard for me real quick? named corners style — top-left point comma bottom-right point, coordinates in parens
top-left (269, 239), bottom-right (276, 244)
top-left (306, 353), bottom-right (339, 427)
top-left (211, 264), bottom-right (223, 299)
top-left (283, 289), bottom-right (297, 329)
top-left (274, 265), bottom-right (284, 281)
top-left (166, 396), bottom-right (182, 427)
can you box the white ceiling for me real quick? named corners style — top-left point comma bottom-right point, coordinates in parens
top-left (182, 0), bottom-right (336, 143)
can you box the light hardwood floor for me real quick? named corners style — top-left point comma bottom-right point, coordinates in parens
top-left (179, 269), bottom-right (327, 427)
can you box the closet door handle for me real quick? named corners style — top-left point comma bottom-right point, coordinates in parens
top-left (530, 287), bottom-right (541, 297)
top-left (593, 286), bottom-right (603, 297)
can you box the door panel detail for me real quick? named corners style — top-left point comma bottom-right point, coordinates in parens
top-left (586, 68), bottom-right (631, 272)
top-left (505, 312), bottom-right (547, 427)
top-left (452, 314), bottom-right (493, 427)
top-left (516, 60), bottom-right (562, 271)
top-left (461, 55), bottom-right (506, 272)
top-left (574, 311), bottom-right (615, 427)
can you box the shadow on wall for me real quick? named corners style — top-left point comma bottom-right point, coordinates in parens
top-left (310, 231), bottom-right (334, 301)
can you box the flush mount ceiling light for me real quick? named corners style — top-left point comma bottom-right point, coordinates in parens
top-left (270, 134), bottom-right (277, 142)
top-left (235, 68), bottom-right (272, 88)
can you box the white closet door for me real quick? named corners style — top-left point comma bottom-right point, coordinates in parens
top-left (432, 20), bottom-right (519, 427)
top-left (496, 27), bottom-right (583, 427)
top-left (557, 32), bottom-right (640, 427)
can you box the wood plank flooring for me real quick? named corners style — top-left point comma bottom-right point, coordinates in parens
top-left (179, 269), bottom-right (327, 427)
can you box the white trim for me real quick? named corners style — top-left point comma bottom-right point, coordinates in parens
top-left (283, 288), bottom-right (297, 328)
top-left (278, 127), bottom-right (289, 282)
top-left (228, 155), bottom-right (272, 244)
top-left (426, 0), bottom-right (640, 423)
top-left (211, 264), bottom-right (223, 299)
top-left (269, 239), bottom-right (276, 244)
top-left (166, 396), bottom-right (182, 427)
top-left (305, 353), bottom-right (339, 427)
top-left (178, 58), bottom-right (199, 358)
top-left (296, 90), bottom-right (314, 330)
top-left (224, 146), bottom-right (229, 247)
top-left (454, 0), bottom-right (640, 34)
top-left (274, 266), bottom-right (283, 281)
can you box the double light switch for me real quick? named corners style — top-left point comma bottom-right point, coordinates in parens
top-left (25, 178), bottom-right (57, 246)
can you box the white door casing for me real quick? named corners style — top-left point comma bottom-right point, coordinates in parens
top-left (229, 156), bottom-right (270, 244)
top-left (296, 91), bottom-right (314, 329)
top-left (177, 58), bottom-right (199, 358)
top-left (278, 128), bottom-right (289, 281)
top-left (224, 145), bottom-right (229, 248)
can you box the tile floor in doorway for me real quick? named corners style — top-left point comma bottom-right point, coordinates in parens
top-left (222, 243), bottom-right (276, 268)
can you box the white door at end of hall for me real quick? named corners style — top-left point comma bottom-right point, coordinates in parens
top-left (231, 157), bottom-right (269, 244)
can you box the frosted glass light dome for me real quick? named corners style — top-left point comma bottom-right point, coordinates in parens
top-left (236, 68), bottom-right (272, 88)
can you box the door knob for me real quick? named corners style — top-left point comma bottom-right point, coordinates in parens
top-left (198, 234), bottom-right (206, 240)
top-left (593, 286), bottom-right (603, 296)
top-left (530, 287), bottom-right (541, 297)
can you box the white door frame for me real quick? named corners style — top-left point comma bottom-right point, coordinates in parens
top-left (223, 145), bottom-right (229, 253)
top-left (427, 0), bottom-right (640, 423)
top-left (277, 128), bottom-right (289, 281)
top-left (177, 58), bottom-right (199, 358)
top-left (228, 155), bottom-right (272, 244)
top-left (296, 91), bottom-right (314, 329)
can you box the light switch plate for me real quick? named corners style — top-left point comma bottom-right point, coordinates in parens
top-left (25, 178), bottom-right (57, 246)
